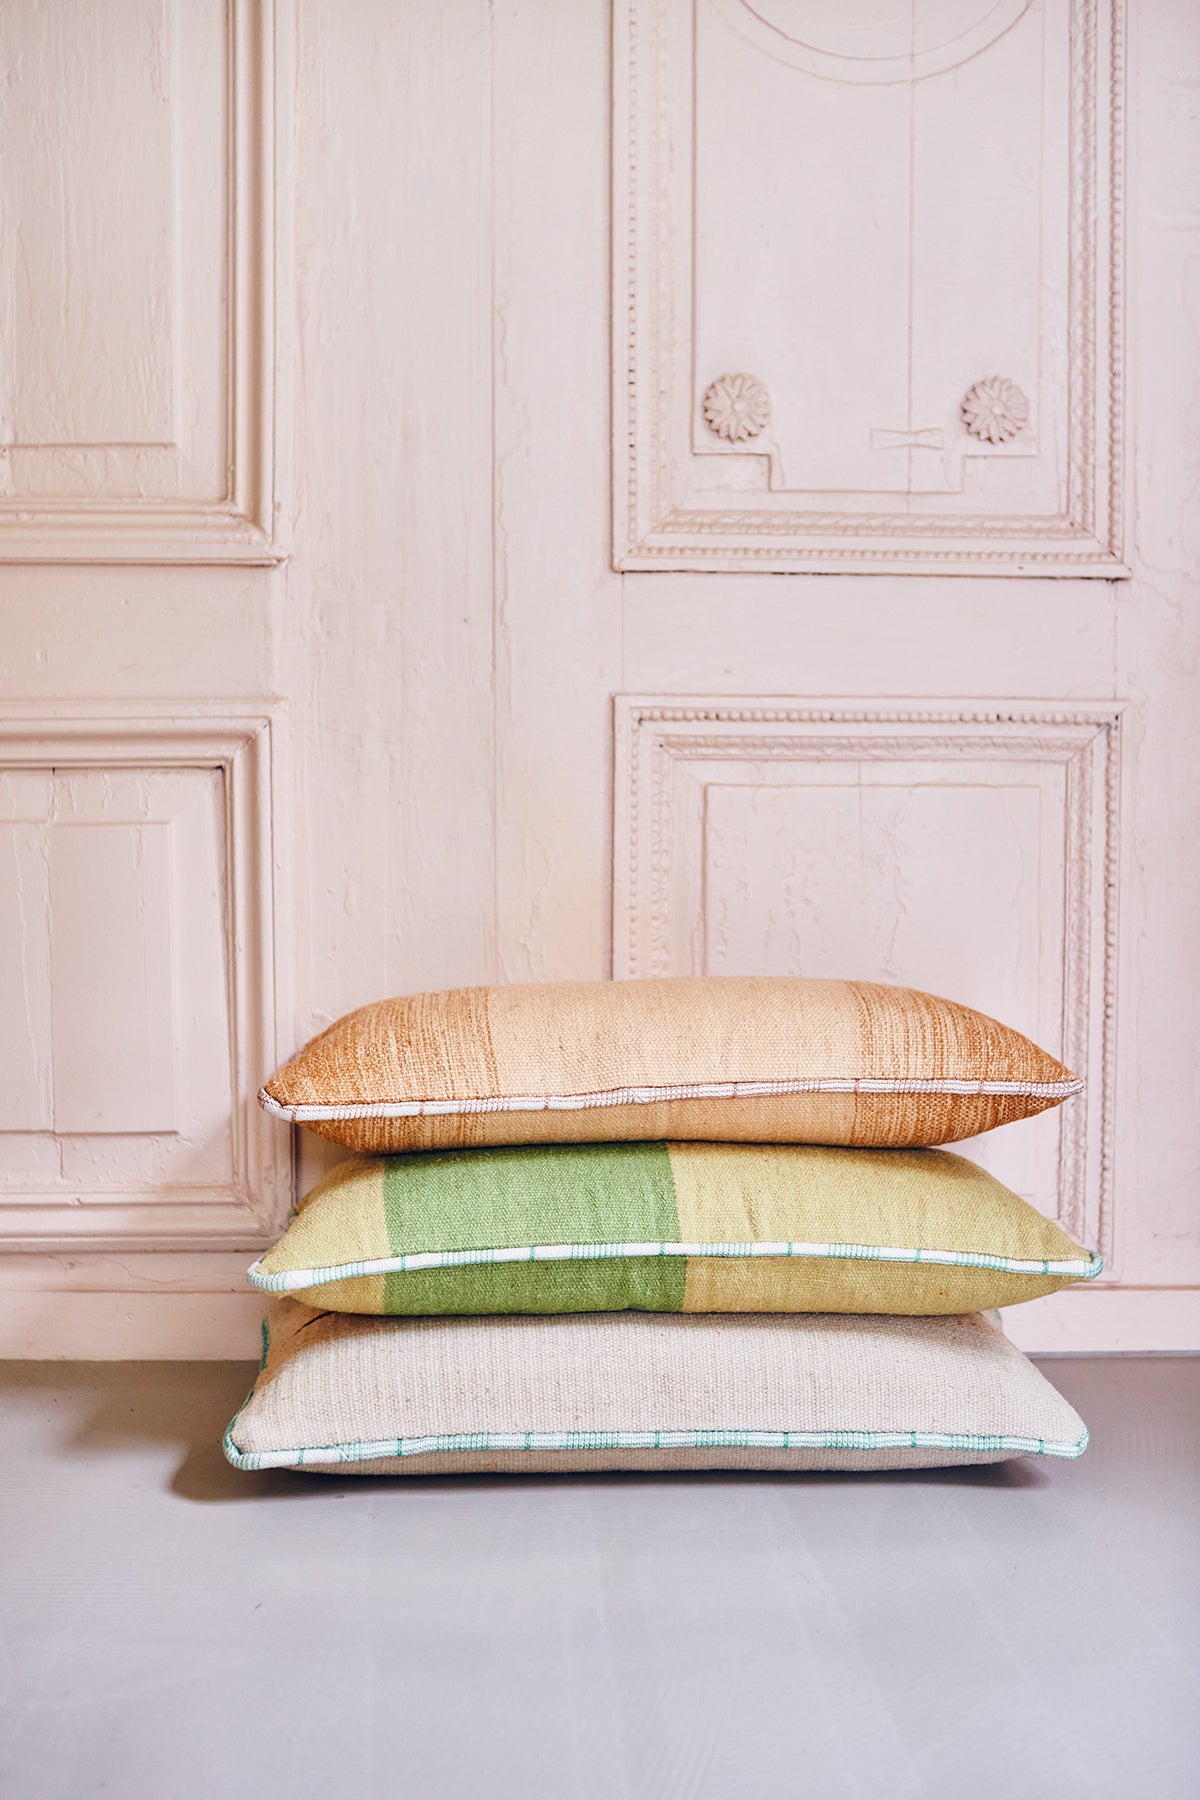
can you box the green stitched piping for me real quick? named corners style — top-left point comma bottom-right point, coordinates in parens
top-left (224, 1315), bottom-right (1091, 1472)
top-left (246, 1244), bottom-right (1104, 1293)
top-left (223, 1421), bottom-right (1090, 1471)
top-left (221, 1317), bottom-right (273, 1470)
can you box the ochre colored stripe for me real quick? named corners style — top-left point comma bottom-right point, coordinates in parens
top-left (265, 984), bottom-right (500, 1107)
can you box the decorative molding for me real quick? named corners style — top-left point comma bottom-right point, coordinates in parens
top-left (613, 0), bottom-right (1127, 574)
top-left (961, 377), bottom-right (1030, 444)
top-left (702, 373), bottom-right (770, 442)
top-left (0, 2), bottom-right (292, 564)
top-left (0, 702), bottom-right (291, 1250)
top-left (711, 0), bottom-right (1034, 87)
top-left (613, 697), bottom-right (1124, 1257)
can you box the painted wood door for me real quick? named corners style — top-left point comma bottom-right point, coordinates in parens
top-left (1, 0), bottom-right (1196, 1354)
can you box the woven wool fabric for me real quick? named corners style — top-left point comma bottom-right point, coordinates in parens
top-left (224, 1302), bottom-right (1089, 1475)
top-left (258, 976), bottom-right (1081, 1153)
top-left (248, 1142), bottom-right (1101, 1315)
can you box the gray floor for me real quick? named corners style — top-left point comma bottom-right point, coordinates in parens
top-left (0, 1358), bottom-right (1197, 1800)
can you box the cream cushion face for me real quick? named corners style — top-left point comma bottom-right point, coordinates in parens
top-left (225, 1302), bottom-right (1089, 1476)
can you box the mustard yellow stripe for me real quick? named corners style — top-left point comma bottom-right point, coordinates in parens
top-left (290, 1272), bottom-right (388, 1312)
top-left (681, 1256), bottom-right (1076, 1315)
top-left (667, 1142), bottom-right (1084, 1258)
top-left (669, 1142), bottom-right (1089, 1314)
top-left (256, 1157), bottom-right (389, 1278)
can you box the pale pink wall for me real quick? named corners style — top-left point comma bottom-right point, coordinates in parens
top-left (0, 0), bottom-right (1197, 1353)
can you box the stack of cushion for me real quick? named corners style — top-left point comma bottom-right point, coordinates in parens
top-left (228, 976), bottom-right (1097, 1475)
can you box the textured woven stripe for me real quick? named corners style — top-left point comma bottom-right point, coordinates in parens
top-left (379, 1140), bottom-right (684, 1316)
top-left (247, 1241), bottom-right (1103, 1294)
top-left (225, 1422), bottom-right (1090, 1471)
top-left (259, 1071), bottom-right (1084, 1124)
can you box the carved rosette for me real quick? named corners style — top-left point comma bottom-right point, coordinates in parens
top-left (961, 377), bottom-right (1030, 445)
top-left (702, 373), bottom-right (770, 442)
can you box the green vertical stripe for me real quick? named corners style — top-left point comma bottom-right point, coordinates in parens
top-left (381, 1142), bottom-right (685, 1315)
top-left (378, 1256), bottom-right (685, 1315)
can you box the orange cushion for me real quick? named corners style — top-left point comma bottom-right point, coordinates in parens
top-left (259, 976), bottom-right (1081, 1153)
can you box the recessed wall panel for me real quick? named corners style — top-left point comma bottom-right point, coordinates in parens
top-left (0, 1), bottom-right (286, 561)
top-left (614, 0), bottom-right (1125, 571)
top-left (48, 818), bottom-right (178, 1135)
top-left (7, 0), bottom-right (176, 451)
top-left (614, 698), bottom-right (1122, 1255)
top-left (0, 712), bottom-right (289, 1249)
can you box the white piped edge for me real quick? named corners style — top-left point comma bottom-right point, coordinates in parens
top-left (258, 1072), bottom-right (1085, 1125)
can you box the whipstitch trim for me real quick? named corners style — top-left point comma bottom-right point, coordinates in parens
top-left (223, 1422), bottom-right (1090, 1471)
top-left (258, 1071), bottom-right (1084, 1124)
top-left (247, 1242), bottom-right (1104, 1293)
top-left (221, 1321), bottom-right (1091, 1470)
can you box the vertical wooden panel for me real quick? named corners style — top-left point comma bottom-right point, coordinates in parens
top-left (0, 0), bottom-right (285, 559)
top-left (0, 714), bottom-right (287, 1249)
top-left (695, 8), bottom-right (912, 493)
top-left (0, 776), bottom-right (54, 1132)
top-left (289, 0), bottom-right (497, 1087)
top-left (3, 0), bottom-right (175, 448)
top-left (1112, 0), bottom-right (1200, 1289)
top-left (490, 0), bottom-right (623, 983)
top-left (48, 820), bottom-right (177, 1134)
top-left (909, 7), bottom-right (1063, 506)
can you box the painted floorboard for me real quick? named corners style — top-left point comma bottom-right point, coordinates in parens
top-left (0, 1356), bottom-right (1196, 1800)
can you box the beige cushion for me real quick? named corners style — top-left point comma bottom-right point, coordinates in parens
top-left (259, 976), bottom-right (1081, 1153)
top-left (224, 1301), bottom-right (1089, 1475)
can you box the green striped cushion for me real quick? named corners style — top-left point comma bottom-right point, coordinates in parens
top-left (248, 1141), bottom-right (1100, 1315)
